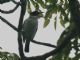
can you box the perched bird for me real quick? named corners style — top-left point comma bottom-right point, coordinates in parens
top-left (22, 11), bottom-right (43, 52)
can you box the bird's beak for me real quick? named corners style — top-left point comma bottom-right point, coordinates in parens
top-left (38, 12), bottom-right (44, 17)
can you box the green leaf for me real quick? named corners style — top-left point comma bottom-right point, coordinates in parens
top-left (36, 0), bottom-right (46, 8)
top-left (44, 5), bottom-right (58, 28)
top-left (0, 51), bottom-right (20, 60)
top-left (73, 53), bottom-right (80, 60)
top-left (72, 37), bottom-right (79, 54)
top-left (63, 43), bottom-right (71, 60)
top-left (27, 0), bottom-right (32, 13)
top-left (13, 53), bottom-right (20, 60)
top-left (60, 0), bottom-right (64, 2)
top-left (53, 40), bottom-right (71, 60)
top-left (43, 19), bottom-right (50, 28)
top-left (60, 15), bottom-right (65, 27)
top-left (45, 8), bottom-right (54, 19)
top-left (46, 0), bottom-right (57, 4)
top-left (46, 0), bottom-right (54, 3)
top-left (54, 16), bottom-right (57, 30)
top-left (30, 0), bottom-right (39, 10)
top-left (52, 52), bottom-right (63, 60)
top-left (45, 10), bottom-right (51, 19)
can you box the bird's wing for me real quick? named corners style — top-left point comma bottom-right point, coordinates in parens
top-left (22, 18), bottom-right (38, 40)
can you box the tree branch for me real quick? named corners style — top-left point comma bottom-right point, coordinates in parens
top-left (0, 0), bottom-right (10, 4)
top-left (0, 2), bottom-right (20, 14)
top-left (11, 0), bottom-right (21, 5)
top-left (31, 40), bottom-right (56, 48)
top-left (42, 29), bottom-right (76, 58)
top-left (18, 0), bottom-right (27, 59)
top-left (0, 16), bottom-right (19, 32)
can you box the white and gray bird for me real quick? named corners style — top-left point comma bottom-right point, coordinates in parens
top-left (22, 11), bottom-right (43, 52)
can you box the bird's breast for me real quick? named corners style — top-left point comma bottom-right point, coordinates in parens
top-left (22, 19), bottom-right (38, 39)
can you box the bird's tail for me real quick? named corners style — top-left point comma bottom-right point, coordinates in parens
top-left (25, 40), bottom-right (30, 52)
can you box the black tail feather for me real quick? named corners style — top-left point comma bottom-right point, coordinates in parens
top-left (25, 40), bottom-right (30, 52)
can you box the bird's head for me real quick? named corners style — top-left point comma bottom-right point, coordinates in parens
top-left (30, 11), bottom-right (43, 18)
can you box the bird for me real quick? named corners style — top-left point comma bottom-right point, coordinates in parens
top-left (22, 11), bottom-right (43, 52)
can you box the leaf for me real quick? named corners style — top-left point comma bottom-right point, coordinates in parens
top-left (44, 5), bottom-right (58, 28)
top-left (60, 15), bottom-right (65, 27)
top-left (63, 43), bottom-right (71, 60)
top-left (0, 51), bottom-right (20, 60)
top-left (52, 52), bottom-right (63, 60)
top-left (27, 0), bottom-right (32, 13)
top-left (46, 0), bottom-right (53, 3)
top-left (45, 8), bottom-right (54, 19)
top-left (30, 0), bottom-right (39, 10)
top-left (46, 0), bottom-right (57, 4)
top-left (53, 40), bottom-right (71, 60)
top-left (60, 0), bottom-right (64, 2)
top-left (73, 53), bottom-right (80, 60)
top-left (36, 0), bottom-right (46, 8)
top-left (54, 16), bottom-right (57, 30)
top-left (43, 19), bottom-right (50, 28)
top-left (72, 37), bottom-right (79, 54)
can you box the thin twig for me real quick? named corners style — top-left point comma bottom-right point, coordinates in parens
top-left (0, 16), bottom-right (19, 32)
top-left (31, 40), bottom-right (57, 48)
top-left (11, 0), bottom-right (21, 5)
top-left (0, 2), bottom-right (20, 14)
top-left (18, 0), bottom-right (27, 59)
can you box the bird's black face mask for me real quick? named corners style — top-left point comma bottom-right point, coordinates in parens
top-left (30, 11), bottom-right (43, 18)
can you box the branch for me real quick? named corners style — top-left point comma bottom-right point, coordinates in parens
top-left (0, 16), bottom-right (18, 32)
top-left (18, 0), bottom-right (27, 59)
top-left (31, 40), bottom-right (56, 48)
top-left (0, 2), bottom-right (20, 14)
top-left (18, 32), bottom-right (25, 59)
top-left (11, 0), bottom-right (21, 5)
top-left (42, 30), bottom-right (76, 58)
top-left (0, 0), bottom-right (10, 4)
